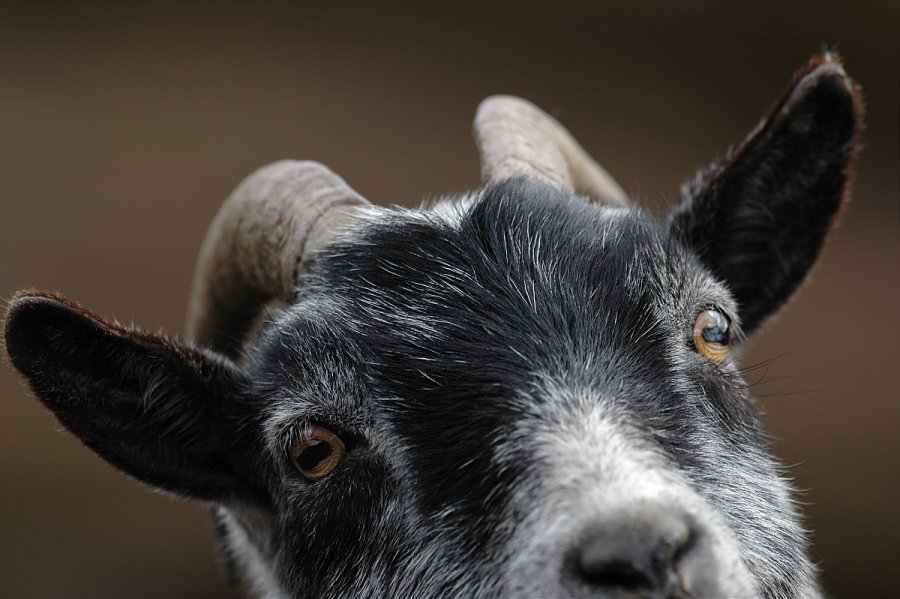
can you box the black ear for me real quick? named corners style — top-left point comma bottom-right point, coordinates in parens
top-left (669, 54), bottom-right (863, 333)
top-left (4, 291), bottom-right (263, 505)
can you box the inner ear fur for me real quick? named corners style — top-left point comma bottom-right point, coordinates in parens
top-left (4, 290), bottom-right (265, 505)
top-left (669, 53), bottom-right (864, 333)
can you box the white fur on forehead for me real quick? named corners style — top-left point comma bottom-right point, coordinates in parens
top-left (420, 193), bottom-right (480, 228)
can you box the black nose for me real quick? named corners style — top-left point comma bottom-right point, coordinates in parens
top-left (573, 505), bottom-right (695, 596)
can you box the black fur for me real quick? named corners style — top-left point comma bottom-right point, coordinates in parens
top-left (245, 182), bottom-right (781, 596)
top-left (669, 55), bottom-right (863, 332)
top-left (4, 292), bottom-right (267, 506)
top-left (2, 54), bottom-right (864, 599)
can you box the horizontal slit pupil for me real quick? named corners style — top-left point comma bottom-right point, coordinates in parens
top-left (299, 440), bottom-right (332, 471)
top-left (702, 326), bottom-right (727, 344)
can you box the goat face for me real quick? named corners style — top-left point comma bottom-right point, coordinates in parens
top-left (4, 54), bottom-right (861, 599)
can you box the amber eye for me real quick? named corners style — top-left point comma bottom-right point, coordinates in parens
top-left (693, 309), bottom-right (731, 364)
top-left (290, 425), bottom-right (346, 480)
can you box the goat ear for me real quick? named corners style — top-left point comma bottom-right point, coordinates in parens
top-left (4, 291), bottom-right (262, 504)
top-left (668, 54), bottom-right (863, 333)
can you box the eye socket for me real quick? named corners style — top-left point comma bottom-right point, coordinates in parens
top-left (692, 309), bottom-right (731, 364)
top-left (290, 425), bottom-right (347, 481)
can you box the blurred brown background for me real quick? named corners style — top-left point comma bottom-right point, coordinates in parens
top-left (1, 2), bottom-right (896, 597)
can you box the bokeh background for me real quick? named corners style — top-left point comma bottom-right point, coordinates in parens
top-left (1, 2), bottom-right (896, 597)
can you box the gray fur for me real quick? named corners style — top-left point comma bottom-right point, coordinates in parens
top-left (3, 55), bottom-right (863, 599)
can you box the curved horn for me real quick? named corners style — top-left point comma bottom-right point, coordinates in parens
top-left (186, 160), bottom-right (369, 355)
top-left (474, 95), bottom-right (629, 206)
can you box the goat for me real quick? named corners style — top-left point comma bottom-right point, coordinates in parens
top-left (4, 53), bottom-right (861, 598)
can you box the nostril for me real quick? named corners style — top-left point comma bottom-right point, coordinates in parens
top-left (579, 549), bottom-right (656, 588)
top-left (576, 508), bottom-right (693, 592)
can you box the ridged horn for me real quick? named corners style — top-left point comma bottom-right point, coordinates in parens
top-left (186, 160), bottom-right (369, 356)
top-left (474, 95), bottom-right (629, 206)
